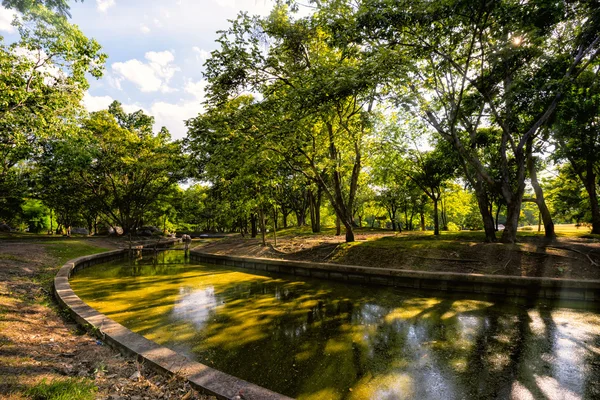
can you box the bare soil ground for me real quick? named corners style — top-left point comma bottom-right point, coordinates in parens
top-left (195, 229), bottom-right (600, 280)
top-left (0, 239), bottom-right (213, 400)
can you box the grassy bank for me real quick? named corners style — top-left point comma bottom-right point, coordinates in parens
top-left (198, 224), bottom-right (600, 280)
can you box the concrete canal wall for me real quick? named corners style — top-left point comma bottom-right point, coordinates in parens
top-left (190, 251), bottom-right (600, 304)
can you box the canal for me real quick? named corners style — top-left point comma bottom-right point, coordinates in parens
top-left (71, 251), bottom-right (600, 399)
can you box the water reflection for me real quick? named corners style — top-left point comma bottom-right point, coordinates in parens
top-left (173, 286), bottom-right (217, 329)
top-left (71, 252), bottom-right (600, 399)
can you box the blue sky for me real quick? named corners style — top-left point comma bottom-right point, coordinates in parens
top-left (0, 0), bottom-right (276, 139)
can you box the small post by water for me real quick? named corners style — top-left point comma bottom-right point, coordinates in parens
top-left (182, 234), bottom-right (191, 258)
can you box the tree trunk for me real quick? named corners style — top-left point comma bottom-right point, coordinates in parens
top-left (409, 205), bottom-right (416, 231)
top-left (527, 143), bottom-right (555, 239)
top-left (272, 207), bottom-right (277, 247)
top-left (336, 215), bottom-right (341, 236)
top-left (259, 208), bottom-right (266, 246)
top-left (308, 189), bottom-right (322, 233)
top-left (433, 198), bottom-right (440, 235)
top-left (313, 200), bottom-right (321, 233)
top-left (282, 210), bottom-right (289, 229)
top-left (585, 174), bottom-right (600, 234)
top-left (387, 206), bottom-right (397, 231)
top-left (420, 212), bottom-right (425, 231)
top-left (495, 203), bottom-right (502, 231)
top-left (472, 179), bottom-right (497, 242)
top-left (501, 198), bottom-right (523, 244)
top-left (250, 213), bottom-right (257, 238)
top-left (295, 211), bottom-right (306, 227)
top-left (344, 223), bottom-right (355, 242)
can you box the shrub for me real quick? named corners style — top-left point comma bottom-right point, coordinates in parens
top-left (447, 222), bottom-right (461, 232)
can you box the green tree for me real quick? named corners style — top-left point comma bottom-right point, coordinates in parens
top-left (202, 5), bottom-right (379, 242)
top-left (2, 0), bottom-right (80, 16)
top-left (355, 0), bottom-right (599, 242)
top-left (35, 136), bottom-right (99, 233)
top-left (71, 105), bottom-right (186, 234)
top-left (0, 4), bottom-right (105, 221)
top-left (552, 69), bottom-right (600, 234)
top-left (546, 165), bottom-right (592, 226)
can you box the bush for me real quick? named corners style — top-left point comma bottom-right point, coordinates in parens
top-left (447, 222), bottom-right (461, 231)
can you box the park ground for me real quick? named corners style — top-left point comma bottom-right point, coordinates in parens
top-left (0, 224), bottom-right (598, 399)
top-left (0, 235), bottom-right (212, 400)
top-left (196, 224), bottom-right (600, 280)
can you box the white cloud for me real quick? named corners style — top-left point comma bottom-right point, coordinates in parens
top-left (0, 6), bottom-right (16, 33)
top-left (106, 73), bottom-right (123, 91)
top-left (140, 24), bottom-right (151, 34)
top-left (192, 46), bottom-right (211, 62)
top-left (96, 0), bottom-right (115, 12)
top-left (184, 79), bottom-right (208, 101)
top-left (111, 50), bottom-right (179, 93)
top-left (83, 92), bottom-right (199, 139)
top-left (83, 91), bottom-right (148, 115)
top-left (153, 18), bottom-right (163, 28)
top-left (83, 92), bottom-right (114, 112)
top-left (151, 100), bottom-right (202, 140)
top-left (145, 50), bottom-right (174, 66)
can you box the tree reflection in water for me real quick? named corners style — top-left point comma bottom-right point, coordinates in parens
top-left (71, 251), bottom-right (600, 400)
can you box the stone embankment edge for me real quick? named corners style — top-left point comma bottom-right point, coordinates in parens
top-left (54, 242), bottom-right (292, 400)
top-left (190, 251), bottom-right (600, 304)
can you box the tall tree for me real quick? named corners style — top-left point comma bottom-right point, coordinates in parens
top-left (552, 69), bottom-right (600, 234)
top-left (72, 106), bottom-right (185, 234)
top-left (0, 4), bottom-right (105, 220)
top-left (405, 146), bottom-right (457, 235)
top-left (202, 5), bottom-right (379, 242)
top-left (356, 0), bottom-right (599, 243)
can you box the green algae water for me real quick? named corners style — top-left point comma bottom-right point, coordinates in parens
top-left (71, 251), bottom-right (600, 399)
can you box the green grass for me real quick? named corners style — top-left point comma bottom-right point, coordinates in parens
top-left (267, 225), bottom-right (392, 239)
top-left (33, 240), bottom-right (109, 294)
top-left (26, 377), bottom-right (97, 400)
top-left (517, 224), bottom-right (600, 239)
top-left (0, 253), bottom-right (29, 262)
top-left (270, 223), bottom-right (599, 242)
top-left (0, 232), bottom-right (66, 241)
top-left (43, 240), bottom-right (108, 264)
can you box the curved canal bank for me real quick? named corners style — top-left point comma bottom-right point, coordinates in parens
top-left (54, 245), bottom-right (289, 400)
top-left (190, 251), bottom-right (600, 305)
top-left (63, 250), bottom-right (600, 399)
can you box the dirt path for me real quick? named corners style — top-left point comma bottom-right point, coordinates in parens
top-left (195, 232), bottom-right (600, 280)
top-left (0, 241), bottom-right (212, 400)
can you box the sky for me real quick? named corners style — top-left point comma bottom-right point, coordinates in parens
top-left (0, 0), bottom-right (277, 139)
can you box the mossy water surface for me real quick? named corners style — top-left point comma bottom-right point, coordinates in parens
top-left (71, 251), bottom-right (600, 399)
